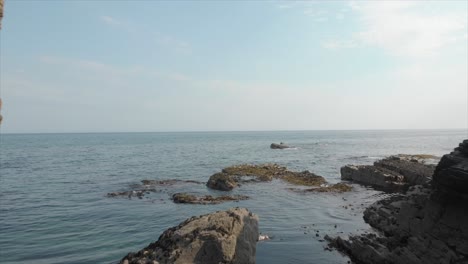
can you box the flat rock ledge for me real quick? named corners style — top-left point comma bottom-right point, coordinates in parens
top-left (120, 207), bottom-right (259, 264)
top-left (206, 164), bottom-right (328, 191)
top-left (341, 154), bottom-right (437, 192)
top-left (327, 142), bottom-right (468, 264)
top-left (172, 193), bottom-right (249, 204)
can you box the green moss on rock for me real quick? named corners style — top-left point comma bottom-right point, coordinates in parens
top-left (207, 164), bottom-right (327, 191)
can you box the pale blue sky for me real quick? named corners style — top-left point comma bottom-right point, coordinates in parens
top-left (1, 1), bottom-right (467, 133)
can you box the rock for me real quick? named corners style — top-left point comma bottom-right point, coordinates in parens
top-left (141, 179), bottom-right (203, 186)
top-left (328, 142), bottom-right (468, 264)
top-left (171, 193), bottom-right (249, 204)
top-left (270, 143), bottom-right (291, 149)
top-left (340, 164), bottom-right (407, 192)
top-left (120, 208), bottom-right (259, 264)
top-left (433, 140), bottom-right (468, 199)
top-left (207, 164), bottom-right (326, 191)
top-left (288, 183), bottom-right (353, 193)
top-left (341, 155), bottom-right (435, 192)
top-left (206, 172), bottom-right (239, 191)
top-left (107, 179), bottom-right (202, 200)
top-left (0, 0), bottom-right (3, 30)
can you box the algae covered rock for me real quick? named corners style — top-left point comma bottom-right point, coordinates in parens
top-left (120, 207), bottom-right (259, 264)
top-left (207, 164), bottom-right (326, 191)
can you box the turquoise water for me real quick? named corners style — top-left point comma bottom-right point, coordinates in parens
top-left (0, 130), bottom-right (465, 264)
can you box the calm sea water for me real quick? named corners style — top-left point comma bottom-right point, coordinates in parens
top-left (0, 130), bottom-right (465, 264)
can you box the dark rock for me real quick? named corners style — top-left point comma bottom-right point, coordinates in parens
top-left (107, 179), bottom-right (202, 200)
top-left (172, 193), bottom-right (249, 204)
top-left (329, 142), bottom-right (468, 264)
top-left (433, 142), bottom-right (468, 199)
top-left (270, 143), bottom-right (291, 149)
top-left (341, 155), bottom-right (436, 192)
top-left (288, 183), bottom-right (353, 193)
top-left (120, 208), bottom-right (259, 264)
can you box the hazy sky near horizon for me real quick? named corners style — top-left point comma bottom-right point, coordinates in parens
top-left (0, 1), bottom-right (467, 133)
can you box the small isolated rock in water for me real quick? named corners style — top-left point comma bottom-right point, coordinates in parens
top-left (120, 207), bottom-right (259, 264)
top-left (270, 142), bottom-right (291, 149)
top-left (171, 193), bottom-right (249, 204)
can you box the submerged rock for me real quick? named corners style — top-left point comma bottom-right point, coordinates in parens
top-left (206, 164), bottom-right (326, 191)
top-left (141, 179), bottom-right (203, 186)
top-left (120, 208), bottom-right (259, 264)
top-left (328, 142), bottom-right (468, 264)
top-left (172, 193), bottom-right (249, 204)
top-left (290, 182), bottom-right (353, 193)
top-left (107, 179), bottom-right (202, 200)
top-left (341, 155), bottom-right (436, 192)
top-left (107, 189), bottom-right (157, 199)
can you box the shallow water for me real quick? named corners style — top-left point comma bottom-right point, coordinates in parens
top-left (0, 130), bottom-right (465, 263)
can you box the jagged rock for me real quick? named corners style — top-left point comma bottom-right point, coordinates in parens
top-left (171, 193), bottom-right (249, 204)
top-left (120, 208), bottom-right (259, 264)
top-left (270, 143), bottom-right (291, 149)
top-left (328, 142), bottom-right (468, 264)
top-left (341, 155), bottom-right (436, 192)
top-left (433, 140), bottom-right (468, 199)
top-left (206, 164), bottom-right (326, 191)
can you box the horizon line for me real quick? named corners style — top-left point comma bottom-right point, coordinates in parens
top-left (1, 128), bottom-right (467, 135)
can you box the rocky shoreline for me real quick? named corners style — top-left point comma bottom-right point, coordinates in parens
top-left (116, 142), bottom-right (467, 264)
top-left (327, 142), bottom-right (468, 264)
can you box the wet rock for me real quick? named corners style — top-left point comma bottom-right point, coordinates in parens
top-left (207, 164), bottom-right (326, 191)
top-left (329, 142), bottom-right (468, 264)
top-left (107, 189), bottom-right (156, 199)
top-left (120, 208), bottom-right (259, 264)
top-left (172, 193), bottom-right (249, 204)
top-left (108, 179), bottom-right (202, 200)
top-left (270, 143), bottom-right (291, 149)
top-left (141, 179), bottom-right (203, 186)
top-left (289, 183), bottom-right (353, 193)
top-left (341, 155), bottom-right (436, 192)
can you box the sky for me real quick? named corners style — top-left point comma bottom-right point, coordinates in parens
top-left (0, 0), bottom-right (467, 133)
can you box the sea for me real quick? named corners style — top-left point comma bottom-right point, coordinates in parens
top-left (0, 130), bottom-right (465, 264)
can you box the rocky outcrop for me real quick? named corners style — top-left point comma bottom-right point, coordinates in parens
top-left (341, 155), bottom-right (436, 192)
top-left (120, 208), bottom-right (259, 264)
top-left (171, 193), bottom-right (249, 204)
top-left (328, 142), bottom-right (468, 264)
top-left (206, 164), bottom-right (327, 191)
top-left (433, 140), bottom-right (468, 200)
top-left (270, 143), bottom-right (291, 149)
